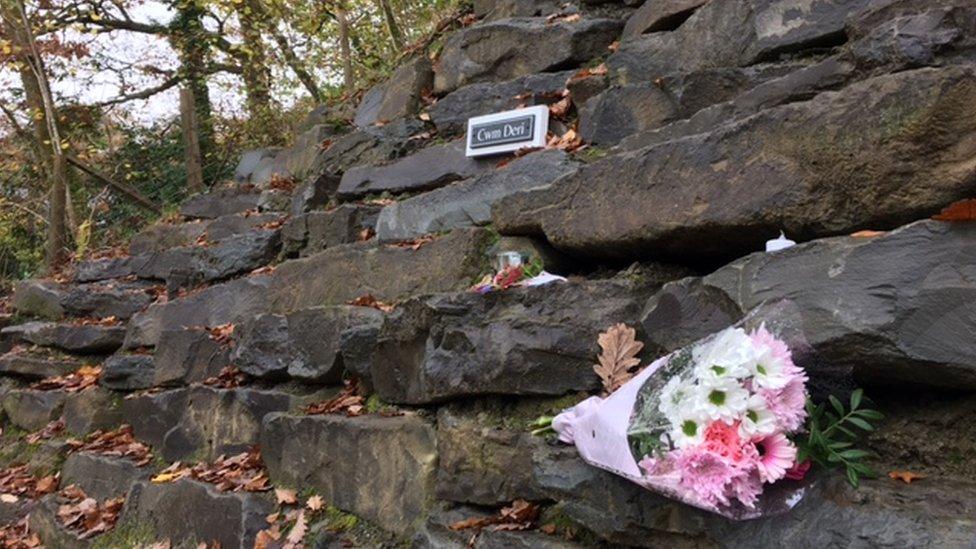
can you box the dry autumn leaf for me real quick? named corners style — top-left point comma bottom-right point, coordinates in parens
top-left (275, 488), bottom-right (298, 505)
top-left (594, 323), bottom-right (644, 395)
top-left (889, 470), bottom-right (927, 484)
top-left (284, 510), bottom-right (308, 548)
top-left (449, 499), bottom-right (541, 532)
top-left (932, 198), bottom-right (976, 221)
top-left (66, 424), bottom-right (153, 466)
top-left (31, 365), bottom-right (102, 392)
top-left (305, 379), bottom-right (366, 417)
top-left (347, 294), bottom-right (395, 313)
top-left (306, 495), bottom-right (324, 511)
top-left (850, 230), bottom-right (886, 238)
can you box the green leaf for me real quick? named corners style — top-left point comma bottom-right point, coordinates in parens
top-left (850, 388), bottom-right (863, 410)
top-left (828, 441), bottom-right (853, 450)
top-left (846, 417), bottom-right (874, 431)
top-left (827, 453), bottom-right (842, 463)
top-left (855, 409), bottom-right (884, 421)
top-left (846, 466), bottom-right (860, 488)
top-left (829, 395), bottom-right (845, 417)
top-left (834, 424), bottom-right (857, 438)
top-left (838, 449), bottom-right (871, 460)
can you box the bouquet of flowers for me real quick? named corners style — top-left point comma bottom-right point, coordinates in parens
top-left (551, 311), bottom-right (818, 519)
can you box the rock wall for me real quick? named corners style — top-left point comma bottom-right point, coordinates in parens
top-left (3, 0), bottom-right (976, 547)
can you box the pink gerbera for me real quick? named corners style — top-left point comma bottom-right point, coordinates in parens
top-left (754, 433), bottom-right (797, 483)
top-left (761, 376), bottom-right (808, 432)
top-left (674, 446), bottom-right (740, 507)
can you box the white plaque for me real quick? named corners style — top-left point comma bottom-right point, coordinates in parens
top-left (465, 105), bottom-right (549, 157)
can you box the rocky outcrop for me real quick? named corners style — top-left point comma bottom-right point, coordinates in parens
top-left (641, 220), bottom-right (976, 389)
top-left (372, 277), bottom-right (661, 404)
top-left (375, 149), bottom-right (579, 242)
top-left (232, 305), bottom-right (383, 383)
top-left (2, 321), bottom-right (125, 355)
top-left (281, 204), bottom-right (381, 257)
top-left (495, 66), bottom-right (976, 260)
top-left (180, 186), bottom-right (263, 219)
top-left (434, 17), bottom-right (622, 94)
top-left (266, 228), bottom-right (493, 313)
top-left (261, 413), bottom-right (437, 535)
top-left (12, 279), bottom-right (154, 320)
top-left (355, 56), bottom-right (433, 127)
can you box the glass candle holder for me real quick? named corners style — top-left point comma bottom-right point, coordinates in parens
top-left (495, 251), bottom-right (524, 271)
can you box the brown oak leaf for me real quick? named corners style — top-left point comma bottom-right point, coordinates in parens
top-left (594, 323), bottom-right (644, 395)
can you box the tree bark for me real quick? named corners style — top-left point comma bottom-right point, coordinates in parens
top-left (335, 5), bottom-right (355, 93)
top-left (376, 0), bottom-right (404, 51)
top-left (180, 87), bottom-right (205, 193)
top-left (170, 1), bottom-right (215, 180)
top-left (235, 0), bottom-right (274, 120)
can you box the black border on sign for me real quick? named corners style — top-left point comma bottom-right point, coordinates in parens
top-left (468, 115), bottom-right (536, 149)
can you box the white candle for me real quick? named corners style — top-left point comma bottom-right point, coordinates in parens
top-left (765, 231), bottom-right (796, 252)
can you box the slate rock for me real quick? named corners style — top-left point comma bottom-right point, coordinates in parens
top-left (849, 5), bottom-right (976, 71)
top-left (355, 56), bottom-right (433, 127)
top-left (100, 354), bottom-right (155, 391)
top-left (135, 229), bottom-right (280, 285)
top-left (375, 150), bottom-right (579, 242)
top-left (281, 124), bottom-right (348, 183)
top-left (123, 386), bottom-right (305, 461)
top-left (0, 348), bottom-right (85, 380)
top-left (281, 204), bottom-right (382, 257)
top-left (232, 305), bottom-right (384, 383)
top-left (61, 282), bottom-right (155, 321)
top-left (337, 141), bottom-right (496, 199)
top-left (10, 280), bottom-right (64, 319)
top-left (121, 479), bottom-right (273, 549)
top-left (641, 220), bottom-right (976, 390)
top-left (607, 0), bottom-right (862, 85)
top-left (261, 413), bottom-right (437, 535)
top-left (2, 322), bottom-right (125, 355)
top-left (372, 277), bottom-right (658, 404)
top-left (234, 148), bottom-right (280, 183)
top-left (180, 186), bottom-right (263, 219)
top-left (29, 496), bottom-right (89, 549)
top-left (73, 256), bottom-right (137, 283)
top-left (621, 0), bottom-right (707, 38)
top-left (153, 328), bottom-right (229, 387)
top-left (267, 228), bottom-right (493, 313)
top-left (128, 220), bottom-right (208, 255)
top-left (428, 71), bottom-right (575, 136)
top-left (62, 387), bottom-right (125, 435)
top-left (61, 452), bottom-right (151, 501)
top-left (494, 66), bottom-right (976, 260)
top-left (124, 275), bottom-right (270, 348)
top-left (2, 389), bottom-right (66, 431)
top-left (434, 17), bottom-right (623, 94)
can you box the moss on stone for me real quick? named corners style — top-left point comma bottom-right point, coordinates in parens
top-left (90, 519), bottom-right (156, 548)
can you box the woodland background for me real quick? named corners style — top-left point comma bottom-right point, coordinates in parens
top-left (0, 0), bottom-right (463, 282)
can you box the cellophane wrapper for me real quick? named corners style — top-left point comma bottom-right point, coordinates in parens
top-left (552, 301), bottom-right (818, 520)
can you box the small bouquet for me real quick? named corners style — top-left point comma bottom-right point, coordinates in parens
top-left (552, 309), bottom-right (819, 519)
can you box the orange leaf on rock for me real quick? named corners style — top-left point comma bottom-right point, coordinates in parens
top-left (932, 198), bottom-right (976, 221)
top-left (850, 230), bottom-right (886, 238)
top-left (275, 488), bottom-right (298, 505)
top-left (593, 324), bottom-right (644, 395)
top-left (889, 470), bottom-right (927, 484)
top-left (306, 495), bottom-right (324, 511)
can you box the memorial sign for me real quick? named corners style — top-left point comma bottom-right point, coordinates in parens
top-left (465, 105), bottom-right (549, 157)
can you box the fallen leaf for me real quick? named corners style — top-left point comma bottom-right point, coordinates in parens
top-left (889, 470), bottom-right (927, 484)
top-left (0, 494), bottom-right (18, 503)
top-left (418, 112), bottom-right (431, 121)
top-left (608, 40), bottom-right (620, 52)
top-left (932, 198), bottom-right (976, 221)
top-left (31, 366), bottom-right (102, 393)
top-left (275, 488), bottom-right (298, 505)
top-left (540, 523), bottom-right (557, 535)
top-left (306, 495), bottom-right (324, 511)
top-left (284, 510), bottom-right (307, 548)
top-left (548, 95), bottom-right (572, 118)
top-left (347, 294), bottom-right (395, 313)
top-left (593, 324), bottom-right (644, 395)
top-left (66, 425), bottom-right (153, 466)
top-left (449, 499), bottom-right (540, 532)
top-left (850, 230), bottom-right (886, 238)
top-left (305, 379), bottom-right (367, 417)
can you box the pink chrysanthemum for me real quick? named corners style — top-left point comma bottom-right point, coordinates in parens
top-left (755, 433), bottom-right (797, 483)
top-left (674, 446), bottom-right (741, 507)
top-left (761, 376), bottom-right (808, 432)
top-left (702, 421), bottom-right (759, 470)
top-left (730, 470), bottom-right (763, 509)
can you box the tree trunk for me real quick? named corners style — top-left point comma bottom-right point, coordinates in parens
top-left (170, 1), bottom-right (216, 181)
top-left (2, 0), bottom-right (70, 269)
top-left (236, 0), bottom-right (273, 121)
top-left (180, 87), bottom-right (205, 193)
top-left (336, 5), bottom-right (355, 93)
top-left (269, 29), bottom-right (322, 102)
top-left (376, 0), bottom-right (404, 51)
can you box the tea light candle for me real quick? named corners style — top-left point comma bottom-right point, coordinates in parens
top-left (765, 231), bottom-right (796, 252)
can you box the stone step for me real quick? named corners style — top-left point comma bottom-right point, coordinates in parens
top-left (1, 386), bottom-right (122, 434)
top-left (152, 328), bottom-right (230, 387)
top-left (12, 279), bottom-right (157, 320)
top-left (416, 506), bottom-right (586, 548)
top-left (261, 412), bottom-right (437, 535)
top-left (179, 185), bottom-right (264, 219)
top-left (281, 203), bottom-right (382, 258)
top-left (100, 354), bottom-right (155, 391)
top-left (495, 65), bottom-right (976, 260)
top-left (231, 305), bottom-right (383, 383)
top-left (124, 274), bottom-right (271, 348)
top-left (434, 17), bottom-right (622, 94)
top-left (122, 385), bottom-right (326, 462)
top-left (640, 220), bottom-right (976, 390)
top-left (60, 452), bottom-right (154, 501)
top-left (337, 140), bottom-right (496, 200)
top-left (1, 321), bottom-right (125, 355)
top-left (266, 228), bottom-right (494, 314)
top-left (375, 149), bottom-right (580, 242)
top-left (128, 211), bottom-right (285, 255)
top-left (0, 347), bottom-right (88, 380)
top-left (371, 275), bottom-right (674, 405)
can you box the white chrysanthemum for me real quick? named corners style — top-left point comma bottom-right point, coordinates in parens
top-left (750, 340), bottom-right (792, 390)
top-left (738, 394), bottom-right (779, 439)
top-left (658, 375), bottom-right (696, 421)
top-left (694, 376), bottom-right (750, 423)
top-left (692, 327), bottom-right (757, 381)
top-left (668, 408), bottom-right (709, 449)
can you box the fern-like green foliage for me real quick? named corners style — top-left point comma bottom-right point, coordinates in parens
top-left (795, 388), bottom-right (883, 488)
